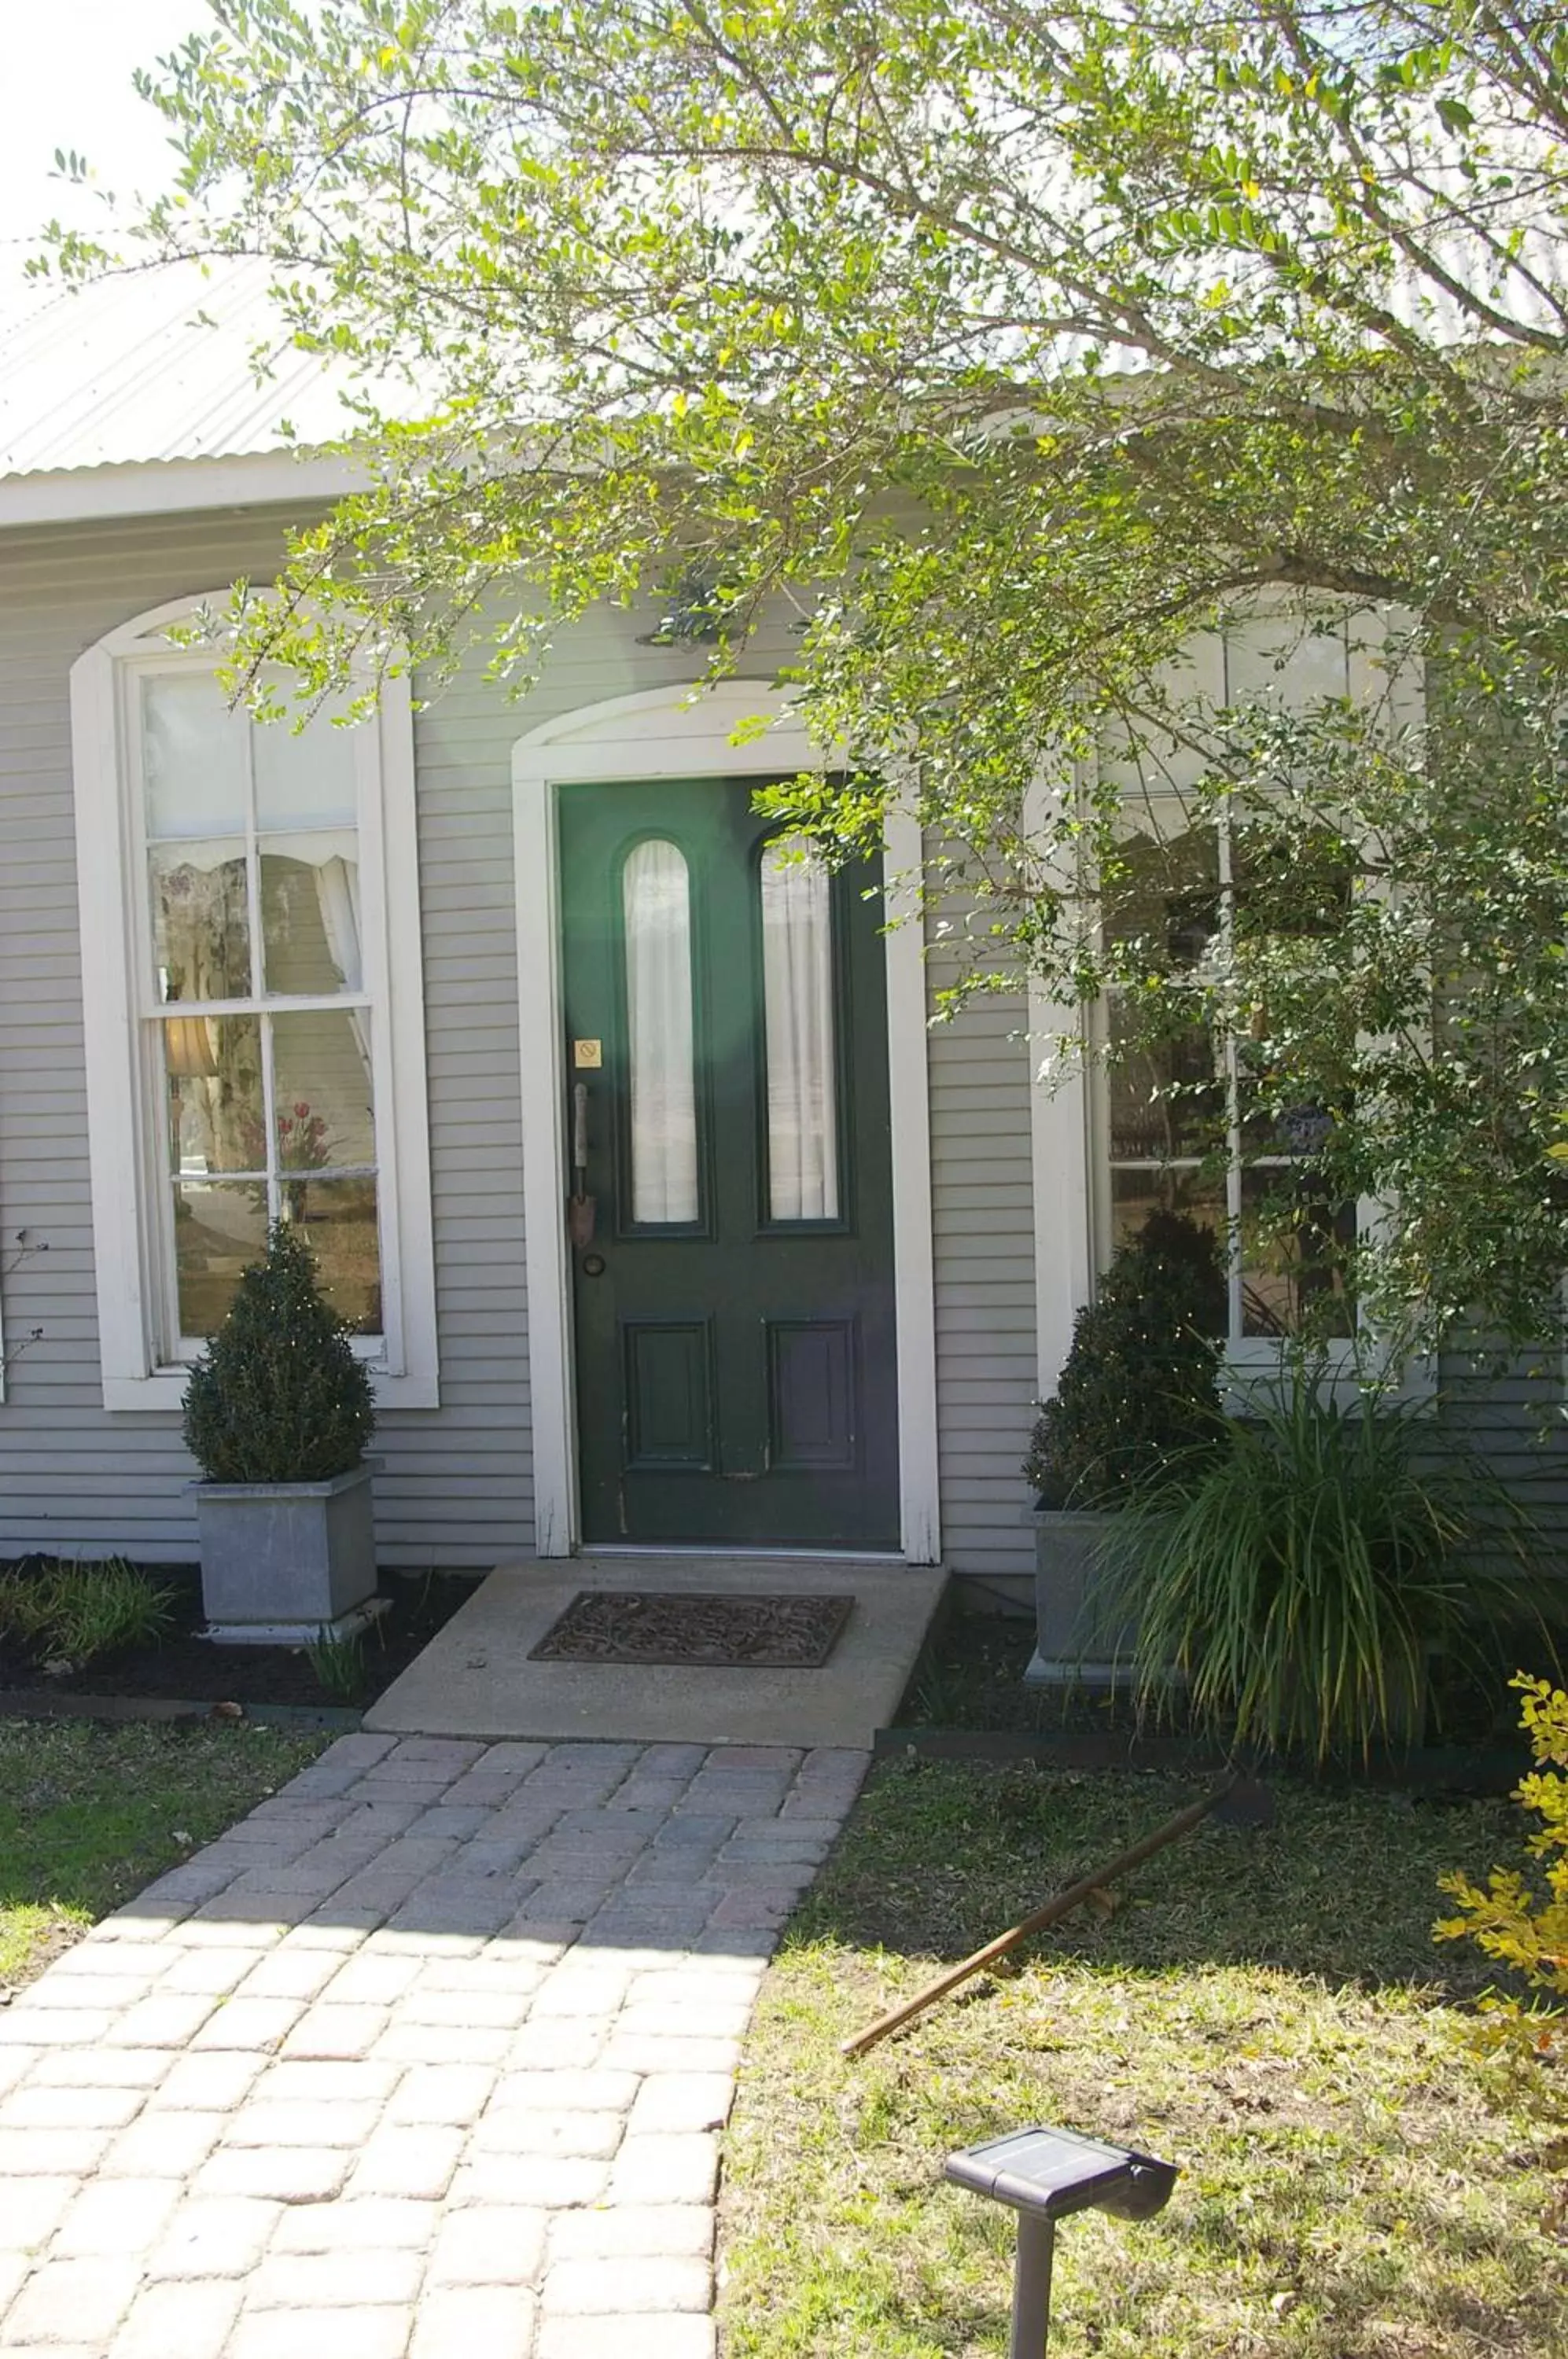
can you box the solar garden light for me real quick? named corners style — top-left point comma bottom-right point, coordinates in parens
top-left (944, 2124), bottom-right (1177, 2357)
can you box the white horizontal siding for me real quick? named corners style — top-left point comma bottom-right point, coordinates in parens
top-left (1, 509), bottom-right (1036, 1574)
top-left (0, 508), bottom-right (533, 1566)
top-left (925, 959), bottom-right (1037, 1578)
top-left (1436, 1343), bottom-right (1568, 1559)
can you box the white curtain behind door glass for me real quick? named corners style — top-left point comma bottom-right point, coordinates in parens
top-left (761, 836), bottom-right (839, 1220)
top-left (623, 839), bottom-right (699, 1223)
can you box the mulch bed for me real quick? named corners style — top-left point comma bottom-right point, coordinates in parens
top-left (895, 1611), bottom-right (1535, 1792)
top-left (530, 1588), bottom-right (855, 1668)
top-left (0, 1568), bottom-right (480, 1709)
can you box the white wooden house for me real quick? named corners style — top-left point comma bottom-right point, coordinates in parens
top-left (2, 269), bottom-right (1562, 1581)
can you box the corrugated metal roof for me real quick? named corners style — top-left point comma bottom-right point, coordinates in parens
top-left (0, 258), bottom-right (370, 480)
top-left (1, 235), bottom-right (1559, 488)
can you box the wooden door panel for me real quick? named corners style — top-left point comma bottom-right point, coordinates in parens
top-left (767, 1320), bottom-right (858, 1472)
top-left (560, 778), bottom-right (898, 1549)
top-left (623, 1320), bottom-right (715, 1469)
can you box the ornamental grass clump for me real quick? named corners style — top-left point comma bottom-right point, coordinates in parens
top-left (1107, 1361), bottom-right (1550, 1761)
top-left (182, 1221), bottom-right (375, 1485)
top-left (0, 1557), bottom-right (175, 1664)
top-left (1025, 1210), bottom-right (1224, 1508)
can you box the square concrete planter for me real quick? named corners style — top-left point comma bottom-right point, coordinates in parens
top-left (195, 1463), bottom-right (377, 1644)
top-left (1025, 1507), bottom-right (1137, 1688)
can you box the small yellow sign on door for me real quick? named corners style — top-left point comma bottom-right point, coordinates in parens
top-left (572, 1039), bottom-right (603, 1069)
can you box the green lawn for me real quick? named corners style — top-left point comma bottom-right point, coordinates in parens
top-left (0, 1718), bottom-right (327, 1989)
top-left (720, 1761), bottom-right (1563, 2359)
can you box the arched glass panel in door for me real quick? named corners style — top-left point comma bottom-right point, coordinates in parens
top-left (622, 837), bottom-right (699, 1223)
top-left (760, 834), bottom-right (840, 1221)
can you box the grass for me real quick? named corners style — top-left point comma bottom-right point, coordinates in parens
top-left (0, 1718), bottom-right (327, 1989)
top-left (720, 1759), bottom-right (1564, 2358)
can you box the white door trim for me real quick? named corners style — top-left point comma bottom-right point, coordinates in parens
top-left (511, 679), bottom-right (940, 1562)
top-left (1022, 771), bottom-right (1095, 1401)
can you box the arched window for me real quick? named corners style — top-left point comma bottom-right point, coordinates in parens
top-left (70, 601), bottom-right (437, 1408)
top-left (759, 834), bottom-right (840, 1222)
top-left (621, 837), bottom-right (699, 1224)
top-left (1099, 819), bottom-right (1356, 1348)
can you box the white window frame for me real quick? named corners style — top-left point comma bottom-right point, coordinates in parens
top-left (71, 595), bottom-right (439, 1412)
top-left (1088, 797), bottom-right (1366, 1372)
top-left (1030, 601), bottom-right (1432, 1407)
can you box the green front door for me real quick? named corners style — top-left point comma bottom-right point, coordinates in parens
top-left (559, 778), bottom-right (899, 1549)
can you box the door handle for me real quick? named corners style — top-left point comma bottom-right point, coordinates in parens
top-left (568, 1080), bottom-right (597, 1247)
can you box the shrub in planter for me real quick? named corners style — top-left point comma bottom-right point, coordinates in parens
top-left (184, 1222), bottom-right (377, 1640)
top-left (184, 1220), bottom-right (375, 1483)
top-left (1023, 1211), bottom-right (1224, 1680)
top-left (1025, 1209), bottom-right (1225, 1510)
top-left (1106, 1359), bottom-right (1552, 1760)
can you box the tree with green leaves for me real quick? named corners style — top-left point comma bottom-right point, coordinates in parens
top-left (43, 0), bottom-right (1568, 1347)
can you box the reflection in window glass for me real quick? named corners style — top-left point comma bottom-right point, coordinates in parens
top-left (1106, 1003), bottom-right (1220, 1165)
top-left (272, 1010), bottom-right (375, 1170)
top-left (171, 1181), bottom-right (268, 1338)
top-left (623, 840), bottom-right (698, 1224)
top-left (261, 848), bottom-right (361, 993)
top-left (141, 671), bottom-right (382, 1341)
top-left (151, 848), bottom-right (251, 1003)
top-left (164, 1014), bottom-right (263, 1177)
top-left (1239, 1172), bottom-right (1356, 1339)
top-left (285, 1176), bottom-right (381, 1334)
top-left (760, 837), bottom-right (839, 1220)
top-left (1103, 822), bottom-right (1354, 1344)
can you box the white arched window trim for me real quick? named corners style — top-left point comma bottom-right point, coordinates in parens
top-left (70, 594), bottom-right (438, 1411)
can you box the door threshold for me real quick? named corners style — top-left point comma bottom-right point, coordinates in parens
top-left (579, 1546), bottom-right (909, 1564)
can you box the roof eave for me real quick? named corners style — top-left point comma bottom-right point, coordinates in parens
top-left (0, 447), bottom-right (370, 529)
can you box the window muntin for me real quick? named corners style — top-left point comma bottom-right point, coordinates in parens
top-left (1100, 819), bottom-right (1355, 1345)
top-left (760, 834), bottom-right (841, 1223)
top-left (135, 668), bottom-right (381, 1345)
top-left (621, 837), bottom-right (700, 1225)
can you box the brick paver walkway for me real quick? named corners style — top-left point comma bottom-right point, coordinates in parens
top-left (0, 1734), bottom-right (867, 2357)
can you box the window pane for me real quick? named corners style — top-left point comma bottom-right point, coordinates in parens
top-left (261, 847), bottom-right (361, 992)
top-left (172, 1180), bottom-right (267, 1338)
top-left (1106, 1001), bottom-right (1222, 1162)
top-left (623, 839), bottom-right (698, 1224)
top-left (271, 1010), bottom-right (375, 1170)
top-left (1105, 827), bottom-right (1220, 965)
top-left (1239, 1172), bottom-right (1356, 1339)
top-left (1239, 1091), bottom-right (1337, 1160)
top-left (283, 1180), bottom-right (381, 1333)
top-left (152, 849), bottom-right (252, 1004)
top-left (164, 1014), bottom-right (264, 1176)
top-left (252, 697), bottom-right (359, 832)
top-left (1108, 1168), bottom-right (1228, 1337)
top-left (142, 674), bottom-right (246, 843)
top-left (760, 837), bottom-right (839, 1220)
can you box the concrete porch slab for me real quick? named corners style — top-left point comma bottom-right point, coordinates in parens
top-left (365, 1557), bottom-right (948, 1747)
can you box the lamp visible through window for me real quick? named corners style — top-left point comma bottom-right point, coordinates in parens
top-left (163, 1014), bottom-right (219, 1079)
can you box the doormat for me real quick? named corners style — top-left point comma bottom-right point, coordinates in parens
top-left (528, 1589), bottom-right (855, 1669)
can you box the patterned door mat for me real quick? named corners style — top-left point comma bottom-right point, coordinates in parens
top-left (528, 1588), bottom-right (855, 1669)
